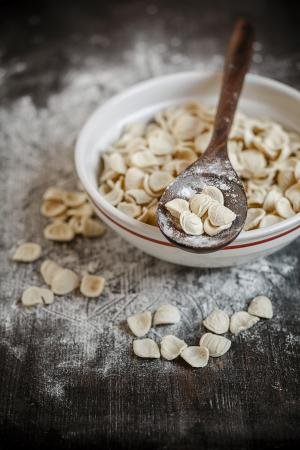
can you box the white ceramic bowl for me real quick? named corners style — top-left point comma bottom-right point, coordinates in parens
top-left (75, 72), bottom-right (300, 267)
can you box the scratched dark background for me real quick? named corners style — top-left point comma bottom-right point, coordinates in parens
top-left (0, 1), bottom-right (299, 449)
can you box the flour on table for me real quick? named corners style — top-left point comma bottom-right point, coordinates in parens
top-left (0, 39), bottom-right (299, 401)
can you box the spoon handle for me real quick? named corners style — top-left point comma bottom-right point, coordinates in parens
top-left (210, 18), bottom-right (254, 150)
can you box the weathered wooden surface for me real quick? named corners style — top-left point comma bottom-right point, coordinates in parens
top-left (0, 1), bottom-right (299, 449)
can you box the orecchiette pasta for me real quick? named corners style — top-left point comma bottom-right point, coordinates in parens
top-left (98, 102), bottom-right (300, 230)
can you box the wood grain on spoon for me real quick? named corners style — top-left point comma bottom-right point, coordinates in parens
top-left (157, 18), bottom-right (254, 253)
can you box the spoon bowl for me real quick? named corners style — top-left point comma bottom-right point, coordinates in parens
top-left (157, 147), bottom-right (248, 252)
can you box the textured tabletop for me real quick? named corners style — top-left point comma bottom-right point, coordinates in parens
top-left (0, 1), bottom-right (299, 449)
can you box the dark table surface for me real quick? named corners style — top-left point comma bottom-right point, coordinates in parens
top-left (0, 1), bottom-right (299, 449)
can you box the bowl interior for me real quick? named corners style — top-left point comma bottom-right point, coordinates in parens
top-left (76, 71), bottom-right (300, 240)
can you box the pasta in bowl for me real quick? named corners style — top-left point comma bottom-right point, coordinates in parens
top-left (75, 72), bottom-right (300, 267)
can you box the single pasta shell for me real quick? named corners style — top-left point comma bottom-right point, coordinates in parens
top-left (127, 311), bottom-right (152, 337)
top-left (66, 202), bottom-right (94, 217)
top-left (153, 304), bottom-right (181, 326)
top-left (44, 222), bottom-right (75, 242)
top-left (50, 268), bottom-right (79, 295)
top-left (12, 243), bottom-right (42, 262)
top-left (230, 311), bottom-right (259, 335)
top-left (180, 211), bottom-right (203, 235)
top-left (143, 175), bottom-right (161, 198)
top-left (243, 208), bottom-right (266, 231)
top-left (80, 274), bottom-right (105, 298)
top-left (108, 153), bottom-right (127, 174)
top-left (165, 198), bottom-right (189, 219)
top-left (203, 217), bottom-right (231, 236)
top-left (259, 214), bottom-right (283, 228)
top-left (40, 259), bottom-right (62, 285)
top-left (208, 203), bottom-right (236, 227)
top-left (124, 167), bottom-right (145, 190)
top-left (189, 193), bottom-right (214, 217)
top-left (148, 129), bottom-right (175, 155)
top-left (43, 186), bottom-right (65, 201)
top-left (171, 112), bottom-right (202, 140)
top-left (126, 189), bottom-right (153, 205)
top-left (117, 202), bottom-right (142, 218)
top-left (82, 218), bottom-right (106, 237)
top-left (21, 286), bottom-right (54, 307)
top-left (148, 171), bottom-right (173, 193)
top-left (133, 338), bottom-right (160, 359)
top-left (62, 191), bottom-right (87, 207)
top-left (263, 189), bottom-right (283, 213)
top-left (160, 335), bottom-right (187, 360)
top-left (68, 215), bottom-right (86, 234)
top-left (277, 170), bottom-right (295, 191)
top-left (199, 333), bottom-right (231, 357)
top-left (203, 309), bottom-right (230, 334)
top-left (130, 150), bottom-right (158, 168)
top-left (248, 295), bottom-right (273, 319)
top-left (275, 197), bottom-right (295, 219)
top-left (240, 149), bottom-right (267, 175)
top-left (181, 346), bottom-right (209, 368)
top-left (202, 185), bottom-right (224, 205)
top-left (41, 200), bottom-right (67, 218)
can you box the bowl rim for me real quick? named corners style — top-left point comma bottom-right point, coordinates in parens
top-left (75, 71), bottom-right (300, 246)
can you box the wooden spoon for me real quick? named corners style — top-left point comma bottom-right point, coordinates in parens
top-left (156, 18), bottom-right (254, 253)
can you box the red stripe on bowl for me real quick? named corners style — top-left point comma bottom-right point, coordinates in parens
top-left (90, 197), bottom-right (300, 250)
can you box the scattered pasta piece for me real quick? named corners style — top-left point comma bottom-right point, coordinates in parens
top-left (41, 200), bottom-right (67, 218)
top-left (181, 346), bottom-right (209, 368)
top-left (12, 243), bottom-right (42, 262)
top-left (248, 296), bottom-right (273, 319)
top-left (133, 338), bottom-right (160, 358)
top-left (44, 222), bottom-right (75, 241)
top-left (62, 191), bottom-right (86, 207)
top-left (199, 333), bottom-right (231, 357)
top-left (43, 186), bottom-right (65, 201)
top-left (67, 203), bottom-right (93, 217)
top-left (21, 286), bottom-right (54, 307)
top-left (127, 311), bottom-right (152, 337)
top-left (153, 304), bottom-right (181, 326)
top-left (80, 275), bottom-right (105, 298)
top-left (160, 335), bottom-right (187, 360)
top-left (230, 311), bottom-right (259, 335)
top-left (203, 309), bottom-right (230, 334)
top-left (50, 268), bottom-right (79, 295)
top-left (82, 218), bottom-right (106, 237)
top-left (40, 259), bottom-right (62, 285)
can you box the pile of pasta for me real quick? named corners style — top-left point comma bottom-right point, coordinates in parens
top-left (98, 102), bottom-right (300, 230)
